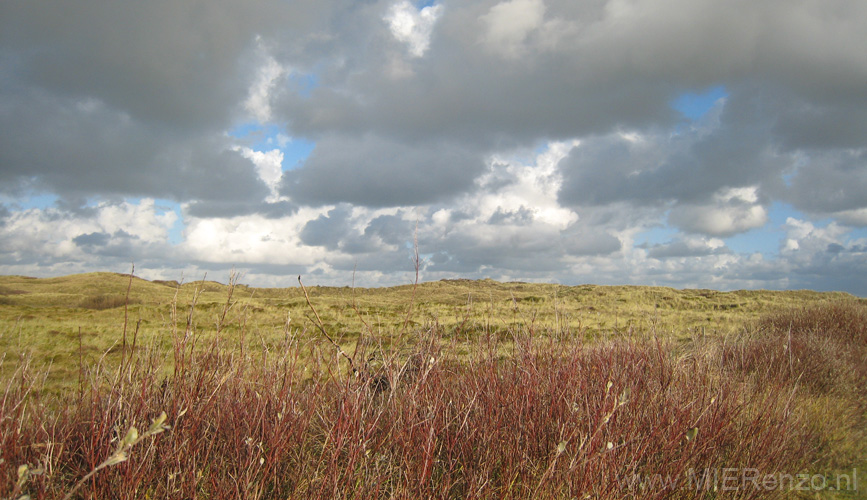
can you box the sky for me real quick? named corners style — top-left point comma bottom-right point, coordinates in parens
top-left (1, 0), bottom-right (867, 295)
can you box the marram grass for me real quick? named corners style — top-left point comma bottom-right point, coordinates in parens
top-left (1, 272), bottom-right (857, 388)
top-left (1, 272), bottom-right (865, 499)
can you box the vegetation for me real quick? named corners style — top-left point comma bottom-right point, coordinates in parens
top-left (0, 272), bottom-right (854, 389)
top-left (1, 272), bottom-right (865, 498)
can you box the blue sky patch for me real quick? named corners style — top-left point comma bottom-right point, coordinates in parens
top-left (281, 138), bottom-right (316, 171)
top-left (724, 202), bottom-right (802, 256)
top-left (672, 85), bottom-right (728, 121)
top-left (3, 192), bottom-right (59, 211)
top-left (153, 199), bottom-right (185, 245)
top-left (229, 122), bottom-right (316, 171)
top-left (289, 72), bottom-right (319, 99)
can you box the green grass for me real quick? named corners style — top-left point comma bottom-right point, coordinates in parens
top-left (1, 272), bottom-right (856, 388)
top-left (1, 272), bottom-right (865, 498)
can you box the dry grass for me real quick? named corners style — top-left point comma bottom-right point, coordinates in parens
top-left (1, 274), bottom-right (865, 498)
top-left (0, 272), bottom-right (857, 390)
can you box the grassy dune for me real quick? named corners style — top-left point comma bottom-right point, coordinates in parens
top-left (1, 272), bottom-right (865, 498)
top-left (0, 273), bottom-right (854, 387)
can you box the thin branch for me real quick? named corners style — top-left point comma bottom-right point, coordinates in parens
top-left (120, 263), bottom-right (134, 377)
top-left (350, 262), bottom-right (372, 336)
top-left (298, 276), bottom-right (357, 373)
top-left (401, 220), bottom-right (421, 334)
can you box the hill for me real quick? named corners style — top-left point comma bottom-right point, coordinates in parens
top-left (1, 272), bottom-right (865, 498)
top-left (1, 272), bottom-right (858, 386)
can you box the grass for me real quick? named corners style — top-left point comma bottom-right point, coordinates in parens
top-left (1, 272), bottom-right (865, 498)
top-left (0, 272), bottom-right (855, 389)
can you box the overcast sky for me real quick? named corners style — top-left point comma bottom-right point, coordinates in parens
top-left (2, 0), bottom-right (866, 294)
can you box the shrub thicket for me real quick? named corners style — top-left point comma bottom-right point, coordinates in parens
top-left (1, 300), bottom-right (864, 499)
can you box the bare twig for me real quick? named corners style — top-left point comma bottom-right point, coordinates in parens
top-left (216, 268), bottom-right (239, 337)
top-left (401, 220), bottom-right (421, 334)
top-left (78, 326), bottom-right (84, 400)
top-left (119, 263), bottom-right (134, 377)
top-left (350, 262), bottom-right (373, 336)
top-left (298, 276), bottom-right (357, 374)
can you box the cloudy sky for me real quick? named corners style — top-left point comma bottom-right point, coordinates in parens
top-left (2, 0), bottom-right (867, 295)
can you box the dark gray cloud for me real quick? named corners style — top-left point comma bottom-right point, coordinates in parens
top-left (786, 246), bottom-right (867, 296)
top-left (275, 2), bottom-right (678, 145)
top-left (72, 230), bottom-right (148, 259)
top-left (559, 225), bottom-right (622, 257)
top-left (0, 87), bottom-right (160, 196)
top-left (0, 85), bottom-right (271, 206)
top-left (283, 135), bottom-right (485, 207)
top-left (555, 81), bottom-right (867, 232)
top-left (0, 0), bottom-right (295, 129)
top-left (5, 0), bottom-right (866, 213)
top-left (296, 208), bottom-right (414, 273)
top-left (780, 149), bottom-right (867, 219)
top-left (184, 200), bottom-right (298, 219)
top-left (2, 0), bottom-right (867, 294)
top-left (73, 232), bottom-right (112, 248)
top-left (299, 206), bottom-right (416, 265)
top-left (275, 0), bottom-right (867, 145)
top-left (0, 77), bottom-right (273, 210)
top-left (299, 205), bottom-right (355, 249)
top-left (646, 240), bottom-right (730, 259)
top-left (179, 148), bottom-right (274, 202)
top-left (0, 0), bottom-right (307, 215)
top-left (774, 96), bottom-right (867, 151)
top-left (364, 214), bottom-right (416, 247)
top-left (557, 86), bottom-right (791, 211)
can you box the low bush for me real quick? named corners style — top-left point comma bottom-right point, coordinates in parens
top-left (78, 295), bottom-right (140, 311)
top-left (1, 302), bottom-right (864, 499)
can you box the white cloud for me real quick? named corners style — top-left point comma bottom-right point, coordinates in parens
top-left (0, 199), bottom-right (177, 270)
top-left (1, 210), bottom-right (86, 260)
top-left (4, 0), bottom-right (867, 294)
top-left (96, 199), bottom-right (178, 243)
top-left (385, 0), bottom-right (443, 58)
top-left (668, 186), bottom-right (768, 237)
top-left (781, 218), bottom-right (847, 256)
top-left (180, 207), bottom-right (328, 266)
top-left (236, 147), bottom-right (285, 202)
top-left (244, 39), bottom-right (288, 122)
top-left (476, 140), bottom-right (579, 229)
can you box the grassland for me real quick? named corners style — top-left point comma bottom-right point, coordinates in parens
top-left (1, 272), bottom-right (865, 499)
top-left (0, 272), bottom-right (854, 387)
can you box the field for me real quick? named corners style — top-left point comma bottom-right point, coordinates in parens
top-left (1, 272), bottom-right (865, 499)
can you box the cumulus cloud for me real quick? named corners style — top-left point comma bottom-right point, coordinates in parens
top-left (645, 236), bottom-right (728, 259)
top-left (480, 0), bottom-right (546, 58)
top-left (780, 149), bottom-right (867, 223)
top-left (778, 218), bottom-right (867, 294)
top-left (560, 223), bottom-right (623, 257)
top-left (2, 0), bottom-right (867, 294)
top-left (385, 0), bottom-right (443, 58)
top-left (236, 147), bottom-right (286, 202)
top-left (244, 40), bottom-right (289, 122)
top-left (668, 187), bottom-right (768, 237)
top-left (283, 135), bottom-right (485, 207)
top-left (834, 209), bottom-right (867, 227)
top-left (0, 199), bottom-right (177, 270)
top-left (558, 89), bottom-right (793, 211)
top-left (0, 0), bottom-right (294, 128)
